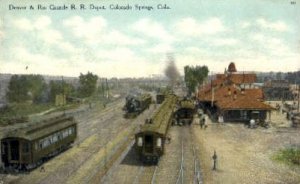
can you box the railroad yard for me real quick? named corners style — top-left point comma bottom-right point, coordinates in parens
top-left (0, 96), bottom-right (299, 184)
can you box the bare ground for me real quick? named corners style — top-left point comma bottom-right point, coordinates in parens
top-left (193, 109), bottom-right (300, 184)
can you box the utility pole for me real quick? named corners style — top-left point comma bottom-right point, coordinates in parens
top-left (61, 76), bottom-right (65, 115)
top-left (297, 84), bottom-right (300, 113)
top-left (106, 78), bottom-right (109, 100)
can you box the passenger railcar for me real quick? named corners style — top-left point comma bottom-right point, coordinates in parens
top-left (135, 94), bottom-right (177, 164)
top-left (1, 114), bottom-right (77, 170)
top-left (123, 93), bottom-right (152, 118)
top-left (174, 97), bottom-right (196, 126)
top-left (156, 93), bottom-right (165, 104)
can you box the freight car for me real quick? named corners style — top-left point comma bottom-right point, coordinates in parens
top-left (123, 93), bottom-right (152, 118)
top-left (135, 94), bottom-right (177, 164)
top-left (1, 114), bottom-right (77, 170)
top-left (174, 97), bottom-right (196, 126)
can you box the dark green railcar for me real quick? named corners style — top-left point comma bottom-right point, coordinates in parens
top-left (135, 94), bottom-right (177, 164)
top-left (1, 114), bottom-right (77, 170)
top-left (156, 93), bottom-right (165, 104)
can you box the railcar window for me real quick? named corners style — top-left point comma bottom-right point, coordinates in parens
top-left (137, 137), bottom-right (143, 146)
top-left (157, 138), bottom-right (162, 147)
top-left (63, 130), bottom-right (68, 138)
top-left (52, 134), bottom-right (58, 143)
top-left (22, 142), bottom-right (30, 153)
top-left (36, 127), bottom-right (75, 150)
top-left (48, 136), bottom-right (52, 144)
top-left (39, 142), bottom-right (43, 149)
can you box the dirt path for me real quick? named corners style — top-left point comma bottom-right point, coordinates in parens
top-left (193, 113), bottom-right (300, 184)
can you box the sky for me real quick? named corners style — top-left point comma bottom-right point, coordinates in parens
top-left (0, 0), bottom-right (299, 78)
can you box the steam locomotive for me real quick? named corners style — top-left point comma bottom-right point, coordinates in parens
top-left (174, 97), bottom-right (196, 126)
top-left (123, 93), bottom-right (152, 118)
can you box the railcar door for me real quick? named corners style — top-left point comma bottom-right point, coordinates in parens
top-left (144, 135), bottom-right (154, 153)
top-left (10, 140), bottom-right (20, 162)
top-left (1, 141), bottom-right (9, 166)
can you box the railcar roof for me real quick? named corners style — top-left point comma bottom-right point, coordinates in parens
top-left (178, 98), bottom-right (195, 109)
top-left (140, 94), bottom-right (177, 135)
top-left (3, 114), bottom-right (76, 141)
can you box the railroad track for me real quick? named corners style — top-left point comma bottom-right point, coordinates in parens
top-left (176, 126), bottom-right (203, 184)
top-left (133, 165), bottom-right (158, 184)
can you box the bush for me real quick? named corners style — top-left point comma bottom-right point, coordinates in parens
top-left (274, 148), bottom-right (300, 166)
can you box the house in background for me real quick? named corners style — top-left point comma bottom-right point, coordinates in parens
top-left (263, 80), bottom-right (294, 100)
top-left (198, 62), bottom-right (274, 123)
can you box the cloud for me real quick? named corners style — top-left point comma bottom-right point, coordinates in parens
top-left (39, 29), bottom-right (63, 44)
top-left (34, 16), bottom-right (52, 30)
top-left (95, 48), bottom-right (137, 62)
top-left (12, 16), bottom-right (77, 55)
top-left (12, 46), bottom-right (54, 64)
top-left (0, 19), bottom-right (3, 39)
top-left (250, 33), bottom-right (290, 56)
top-left (147, 43), bottom-right (173, 53)
top-left (103, 30), bottom-right (145, 46)
top-left (212, 38), bottom-right (239, 46)
top-left (13, 18), bottom-right (33, 31)
top-left (175, 17), bottom-right (226, 37)
top-left (64, 16), bottom-right (144, 46)
top-left (5, 46), bottom-right (78, 76)
top-left (63, 16), bottom-right (107, 41)
top-left (132, 18), bottom-right (174, 43)
top-left (234, 55), bottom-right (300, 72)
top-left (240, 21), bottom-right (251, 29)
top-left (13, 16), bottom-right (52, 31)
top-left (256, 18), bottom-right (288, 32)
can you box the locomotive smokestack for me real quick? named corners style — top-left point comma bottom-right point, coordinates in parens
top-left (164, 54), bottom-right (180, 89)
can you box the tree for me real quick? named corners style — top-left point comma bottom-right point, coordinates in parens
top-left (78, 72), bottom-right (98, 98)
top-left (7, 75), bottom-right (29, 103)
top-left (285, 71), bottom-right (300, 84)
top-left (49, 80), bottom-right (75, 103)
top-left (6, 74), bottom-right (47, 103)
top-left (184, 65), bottom-right (209, 95)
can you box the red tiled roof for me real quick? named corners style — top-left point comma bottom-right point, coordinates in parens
top-left (198, 85), bottom-right (273, 110)
top-left (215, 73), bottom-right (257, 84)
top-left (216, 95), bottom-right (273, 110)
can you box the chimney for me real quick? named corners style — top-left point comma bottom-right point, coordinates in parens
top-left (233, 91), bottom-right (237, 100)
top-left (241, 88), bottom-right (245, 95)
top-left (228, 88), bottom-right (231, 96)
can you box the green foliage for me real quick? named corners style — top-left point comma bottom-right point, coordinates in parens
top-left (273, 148), bottom-right (300, 166)
top-left (6, 74), bottom-right (47, 103)
top-left (78, 72), bottom-right (98, 98)
top-left (184, 65), bottom-right (209, 95)
top-left (49, 80), bottom-right (75, 102)
top-left (0, 103), bottom-right (53, 125)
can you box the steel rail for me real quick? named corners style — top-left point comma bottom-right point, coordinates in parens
top-left (190, 127), bottom-right (203, 184)
top-left (176, 129), bottom-right (184, 184)
top-left (151, 165), bottom-right (158, 184)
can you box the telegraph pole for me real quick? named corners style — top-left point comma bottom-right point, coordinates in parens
top-left (298, 84), bottom-right (300, 113)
